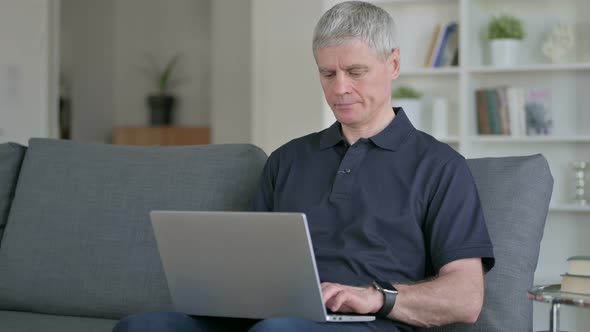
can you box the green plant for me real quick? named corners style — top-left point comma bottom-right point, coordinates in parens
top-left (487, 14), bottom-right (525, 40)
top-left (141, 54), bottom-right (181, 95)
top-left (392, 86), bottom-right (422, 99)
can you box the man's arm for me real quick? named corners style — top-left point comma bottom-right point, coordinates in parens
top-left (322, 257), bottom-right (484, 328)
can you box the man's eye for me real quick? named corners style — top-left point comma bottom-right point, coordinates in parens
top-left (322, 73), bottom-right (335, 79)
top-left (349, 71), bottom-right (363, 77)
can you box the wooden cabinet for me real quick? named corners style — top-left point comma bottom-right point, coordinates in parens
top-left (112, 126), bottom-right (210, 146)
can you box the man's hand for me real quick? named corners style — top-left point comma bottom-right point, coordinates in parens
top-left (321, 282), bottom-right (383, 315)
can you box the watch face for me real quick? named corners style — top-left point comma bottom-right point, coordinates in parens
top-left (375, 281), bottom-right (397, 292)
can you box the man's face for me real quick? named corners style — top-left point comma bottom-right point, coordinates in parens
top-left (315, 40), bottom-right (400, 129)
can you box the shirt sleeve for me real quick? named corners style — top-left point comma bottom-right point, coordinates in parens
top-left (250, 151), bottom-right (279, 212)
top-left (424, 156), bottom-right (495, 273)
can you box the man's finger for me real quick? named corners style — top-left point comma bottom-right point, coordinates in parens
top-left (321, 283), bottom-right (344, 303)
top-left (326, 289), bottom-right (346, 312)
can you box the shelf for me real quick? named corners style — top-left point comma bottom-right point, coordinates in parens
top-left (469, 136), bottom-right (590, 143)
top-left (370, 0), bottom-right (457, 4)
top-left (549, 204), bottom-right (590, 213)
top-left (469, 63), bottom-right (590, 74)
top-left (400, 67), bottom-right (459, 77)
top-left (437, 136), bottom-right (460, 144)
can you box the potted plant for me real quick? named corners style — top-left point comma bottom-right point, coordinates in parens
top-left (392, 86), bottom-right (423, 130)
top-left (142, 54), bottom-right (181, 125)
top-left (487, 14), bottom-right (525, 66)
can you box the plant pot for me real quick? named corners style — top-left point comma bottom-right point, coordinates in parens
top-left (393, 98), bottom-right (422, 130)
top-left (147, 95), bottom-right (175, 125)
top-left (490, 39), bottom-right (521, 67)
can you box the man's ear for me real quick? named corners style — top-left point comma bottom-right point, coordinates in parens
top-left (389, 48), bottom-right (401, 80)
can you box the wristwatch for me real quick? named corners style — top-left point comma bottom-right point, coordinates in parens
top-left (372, 281), bottom-right (398, 318)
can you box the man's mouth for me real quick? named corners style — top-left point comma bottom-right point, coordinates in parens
top-left (333, 102), bottom-right (357, 109)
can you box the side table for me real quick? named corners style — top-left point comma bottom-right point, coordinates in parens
top-left (528, 284), bottom-right (590, 332)
top-left (112, 126), bottom-right (210, 146)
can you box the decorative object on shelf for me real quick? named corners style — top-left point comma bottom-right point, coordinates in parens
top-left (525, 88), bottom-right (552, 136)
top-left (392, 86), bottom-right (423, 131)
top-left (58, 73), bottom-right (71, 140)
top-left (431, 97), bottom-right (449, 139)
top-left (571, 161), bottom-right (587, 206)
top-left (141, 53), bottom-right (181, 126)
top-left (542, 23), bottom-right (575, 64)
top-left (487, 14), bottom-right (525, 67)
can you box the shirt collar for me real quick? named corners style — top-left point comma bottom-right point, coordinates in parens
top-left (319, 107), bottom-right (415, 151)
top-left (319, 121), bottom-right (344, 150)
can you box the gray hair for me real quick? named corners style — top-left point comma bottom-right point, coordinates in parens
top-left (313, 1), bottom-right (397, 62)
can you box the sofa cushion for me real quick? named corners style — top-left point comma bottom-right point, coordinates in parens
top-left (0, 310), bottom-right (116, 332)
top-left (426, 154), bottom-right (553, 332)
top-left (0, 142), bottom-right (26, 240)
top-left (0, 138), bottom-right (267, 319)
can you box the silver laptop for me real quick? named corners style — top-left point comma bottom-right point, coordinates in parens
top-left (150, 211), bottom-right (375, 323)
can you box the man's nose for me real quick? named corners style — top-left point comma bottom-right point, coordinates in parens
top-left (333, 74), bottom-right (351, 95)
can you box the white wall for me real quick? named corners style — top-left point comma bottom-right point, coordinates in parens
top-left (0, 0), bottom-right (58, 145)
top-left (114, 0), bottom-right (211, 127)
top-left (251, 0), bottom-right (326, 154)
top-left (60, 0), bottom-right (326, 150)
top-left (60, 0), bottom-right (210, 143)
top-left (61, 0), bottom-right (115, 143)
top-left (210, 0), bottom-right (252, 144)
top-left (210, 0), bottom-right (327, 153)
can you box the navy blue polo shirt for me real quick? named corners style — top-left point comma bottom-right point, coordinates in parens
top-left (252, 108), bottom-right (495, 287)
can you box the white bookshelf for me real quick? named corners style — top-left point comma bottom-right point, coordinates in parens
top-left (550, 204), bottom-right (590, 213)
top-left (469, 62), bottom-right (590, 74)
top-left (361, 0), bottom-right (590, 330)
top-left (469, 135), bottom-right (590, 143)
top-left (400, 67), bottom-right (460, 76)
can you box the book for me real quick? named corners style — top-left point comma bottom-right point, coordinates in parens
top-left (560, 256), bottom-right (590, 294)
top-left (438, 23), bottom-right (459, 67)
top-left (450, 46), bottom-right (459, 66)
top-left (506, 87), bottom-right (526, 137)
top-left (485, 89), bottom-right (502, 135)
top-left (524, 88), bottom-right (553, 136)
top-left (427, 23), bottom-right (446, 67)
top-left (424, 22), bottom-right (458, 67)
top-left (475, 89), bottom-right (490, 135)
top-left (475, 86), bottom-right (555, 137)
top-left (424, 24), bottom-right (442, 67)
top-left (561, 274), bottom-right (590, 294)
top-left (433, 22), bottom-right (458, 67)
top-left (496, 87), bottom-right (511, 135)
top-left (568, 256), bottom-right (590, 276)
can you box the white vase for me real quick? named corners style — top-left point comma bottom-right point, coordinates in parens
top-left (393, 98), bottom-right (422, 131)
top-left (431, 97), bottom-right (449, 138)
top-left (490, 39), bottom-right (521, 67)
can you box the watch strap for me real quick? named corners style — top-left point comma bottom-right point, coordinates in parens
top-left (372, 281), bottom-right (397, 318)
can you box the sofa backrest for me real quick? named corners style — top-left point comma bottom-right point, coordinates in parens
top-left (0, 142), bottom-right (26, 240)
top-left (426, 154), bottom-right (553, 332)
top-left (0, 138), bottom-right (267, 319)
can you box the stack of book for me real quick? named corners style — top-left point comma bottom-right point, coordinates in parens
top-left (561, 256), bottom-right (590, 295)
top-left (424, 22), bottom-right (459, 68)
top-left (474, 86), bottom-right (553, 136)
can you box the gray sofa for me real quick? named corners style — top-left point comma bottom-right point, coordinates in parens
top-left (0, 138), bottom-right (553, 332)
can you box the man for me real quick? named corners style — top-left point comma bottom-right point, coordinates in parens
top-left (113, 2), bottom-right (494, 331)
